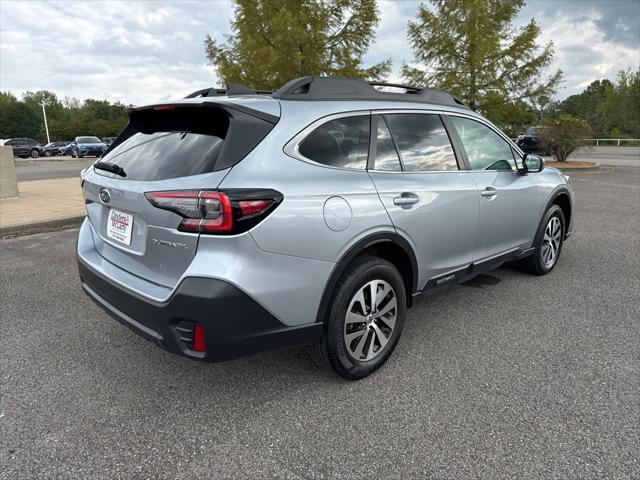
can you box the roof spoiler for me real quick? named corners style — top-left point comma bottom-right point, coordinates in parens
top-left (185, 84), bottom-right (272, 98)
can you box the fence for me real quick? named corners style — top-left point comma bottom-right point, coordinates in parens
top-left (511, 138), bottom-right (639, 146)
top-left (588, 139), bottom-right (640, 146)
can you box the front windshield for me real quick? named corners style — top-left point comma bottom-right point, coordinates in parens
top-left (77, 136), bottom-right (101, 143)
top-left (526, 127), bottom-right (537, 135)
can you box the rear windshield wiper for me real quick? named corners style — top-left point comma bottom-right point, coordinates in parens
top-left (94, 161), bottom-right (126, 177)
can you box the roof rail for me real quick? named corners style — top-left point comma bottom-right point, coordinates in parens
top-left (272, 76), bottom-right (468, 109)
top-left (185, 84), bottom-right (272, 99)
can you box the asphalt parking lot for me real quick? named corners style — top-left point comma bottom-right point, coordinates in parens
top-left (14, 158), bottom-right (94, 182)
top-left (1, 165), bottom-right (639, 479)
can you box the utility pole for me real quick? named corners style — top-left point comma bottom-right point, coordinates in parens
top-left (41, 102), bottom-right (50, 144)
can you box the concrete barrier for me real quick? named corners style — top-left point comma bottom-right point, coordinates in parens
top-left (1, 145), bottom-right (19, 199)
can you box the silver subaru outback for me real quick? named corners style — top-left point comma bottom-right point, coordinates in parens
top-left (77, 77), bottom-right (574, 379)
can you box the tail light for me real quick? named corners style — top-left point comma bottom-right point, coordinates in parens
top-left (145, 189), bottom-right (282, 234)
top-left (192, 324), bottom-right (206, 352)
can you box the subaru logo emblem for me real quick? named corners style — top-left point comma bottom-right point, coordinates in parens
top-left (99, 188), bottom-right (111, 203)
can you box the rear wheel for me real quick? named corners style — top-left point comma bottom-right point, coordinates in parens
top-left (309, 255), bottom-right (406, 380)
top-left (519, 205), bottom-right (565, 275)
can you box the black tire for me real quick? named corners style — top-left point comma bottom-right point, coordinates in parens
top-left (44, 150), bottom-right (52, 157)
top-left (519, 204), bottom-right (565, 276)
top-left (309, 255), bottom-right (406, 380)
top-left (30, 149), bottom-right (40, 158)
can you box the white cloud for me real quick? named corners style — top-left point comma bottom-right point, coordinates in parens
top-left (0, 0), bottom-right (233, 104)
top-left (0, 0), bottom-right (638, 105)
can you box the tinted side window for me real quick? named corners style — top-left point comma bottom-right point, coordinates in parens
top-left (373, 117), bottom-right (401, 171)
top-left (383, 114), bottom-right (458, 171)
top-left (449, 116), bottom-right (516, 171)
top-left (299, 115), bottom-right (369, 169)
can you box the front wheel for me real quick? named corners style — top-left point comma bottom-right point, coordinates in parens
top-left (519, 205), bottom-right (565, 275)
top-left (44, 150), bottom-right (52, 157)
top-left (30, 149), bottom-right (40, 158)
top-left (309, 255), bottom-right (406, 380)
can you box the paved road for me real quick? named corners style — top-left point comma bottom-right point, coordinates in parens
top-left (1, 166), bottom-right (639, 479)
top-left (569, 146), bottom-right (639, 167)
top-left (15, 158), bottom-right (94, 182)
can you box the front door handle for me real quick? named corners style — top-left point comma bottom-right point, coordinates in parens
top-left (480, 187), bottom-right (498, 198)
top-left (393, 193), bottom-right (419, 206)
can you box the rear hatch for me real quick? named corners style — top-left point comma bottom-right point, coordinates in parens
top-left (81, 100), bottom-right (278, 288)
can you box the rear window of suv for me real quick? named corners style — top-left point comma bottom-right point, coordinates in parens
top-left (98, 107), bottom-right (228, 181)
top-left (96, 104), bottom-right (275, 181)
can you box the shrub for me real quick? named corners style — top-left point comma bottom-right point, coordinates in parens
top-left (542, 115), bottom-right (592, 162)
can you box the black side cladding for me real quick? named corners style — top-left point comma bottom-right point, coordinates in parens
top-left (106, 102), bottom-right (278, 173)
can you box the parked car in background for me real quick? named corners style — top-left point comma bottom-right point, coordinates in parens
top-left (3, 138), bottom-right (44, 158)
top-left (77, 76), bottom-right (574, 379)
top-left (102, 137), bottom-right (117, 147)
top-left (69, 136), bottom-right (107, 158)
top-left (516, 126), bottom-right (552, 155)
top-left (43, 141), bottom-right (72, 157)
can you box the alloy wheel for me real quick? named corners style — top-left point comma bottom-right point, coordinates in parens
top-left (541, 216), bottom-right (562, 267)
top-left (343, 279), bottom-right (397, 362)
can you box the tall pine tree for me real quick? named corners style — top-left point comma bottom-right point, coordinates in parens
top-left (205, 0), bottom-right (390, 90)
top-left (402, 0), bottom-right (562, 114)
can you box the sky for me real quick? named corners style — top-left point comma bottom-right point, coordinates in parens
top-left (1, 0), bottom-right (638, 106)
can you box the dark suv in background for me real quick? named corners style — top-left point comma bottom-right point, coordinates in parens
top-left (3, 138), bottom-right (43, 158)
top-left (516, 126), bottom-right (551, 155)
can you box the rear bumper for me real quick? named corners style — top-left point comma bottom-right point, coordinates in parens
top-left (77, 259), bottom-right (323, 362)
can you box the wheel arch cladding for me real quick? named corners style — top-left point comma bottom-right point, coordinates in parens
top-left (315, 233), bottom-right (418, 325)
top-left (552, 192), bottom-right (572, 236)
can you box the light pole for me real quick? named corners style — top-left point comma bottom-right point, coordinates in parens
top-left (41, 102), bottom-right (51, 144)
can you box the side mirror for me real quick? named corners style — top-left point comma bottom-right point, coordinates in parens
top-left (519, 153), bottom-right (544, 174)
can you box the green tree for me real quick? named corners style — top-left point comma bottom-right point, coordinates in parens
top-left (557, 79), bottom-right (613, 136)
top-left (542, 115), bottom-right (591, 162)
top-left (557, 69), bottom-right (640, 138)
top-left (402, 0), bottom-right (562, 116)
top-left (0, 92), bottom-right (41, 139)
top-left (205, 0), bottom-right (391, 90)
top-left (481, 93), bottom-right (536, 137)
top-left (597, 69), bottom-right (640, 138)
top-left (0, 91), bottom-right (129, 143)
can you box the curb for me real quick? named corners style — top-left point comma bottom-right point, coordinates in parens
top-left (14, 156), bottom-right (84, 164)
top-left (546, 162), bottom-right (601, 172)
top-left (0, 216), bottom-right (84, 239)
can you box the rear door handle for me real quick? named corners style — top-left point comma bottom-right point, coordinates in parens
top-left (393, 193), bottom-right (419, 206)
top-left (480, 187), bottom-right (498, 198)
